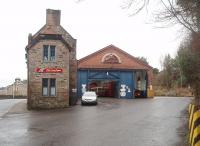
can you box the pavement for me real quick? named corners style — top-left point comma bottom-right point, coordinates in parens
top-left (0, 97), bottom-right (191, 146)
top-left (0, 99), bottom-right (26, 118)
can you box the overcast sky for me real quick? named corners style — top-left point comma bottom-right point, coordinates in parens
top-left (0, 0), bottom-right (184, 87)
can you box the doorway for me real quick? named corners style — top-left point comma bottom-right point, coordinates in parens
top-left (88, 80), bottom-right (119, 98)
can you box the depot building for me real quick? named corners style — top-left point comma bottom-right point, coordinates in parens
top-left (26, 9), bottom-right (154, 110)
top-left (77, 45), bottom-right (153, 99)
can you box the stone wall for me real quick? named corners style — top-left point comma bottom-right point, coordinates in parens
top-left (26, 9), bottom-right (77, 109)
top-left (27, 40), bottom-right (71, 109)
top-left (69, 42), bottom-right (77, 104)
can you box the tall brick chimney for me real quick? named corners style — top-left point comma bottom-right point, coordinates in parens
top-left (46, 9), bottom-right (61, 26)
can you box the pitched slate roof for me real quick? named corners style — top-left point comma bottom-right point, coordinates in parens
top-left (26, 17), bottom-right (76, 51)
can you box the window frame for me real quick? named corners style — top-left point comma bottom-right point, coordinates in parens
top-left (50, 46), bottom-right (56, 61)
top-left (42, 78), bottom-right (56, 97)
top-left (43, 45), bottom-right (56, 62)
top-left (42, 78), bottom-right (49, 96)
top-left (50, 78), bottom-right (56, 96)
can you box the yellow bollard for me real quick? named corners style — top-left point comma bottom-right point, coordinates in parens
top-left (147, 89), bottom-right (154, 98)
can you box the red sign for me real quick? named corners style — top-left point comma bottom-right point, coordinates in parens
top-left (35, 68), bottom-right (63, 73)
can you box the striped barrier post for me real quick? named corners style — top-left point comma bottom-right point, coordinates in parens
top-left (189, 104), bottom-right (200, 146)
top-left (189, 104), bottom-right (193, 114)
top-left (189, 104), bottom-right (195, 129)
top-left (192, 120), bottom-right (200, 146)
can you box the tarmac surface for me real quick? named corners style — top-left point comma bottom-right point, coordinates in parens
top-left (0, 97), bottom-right (191, 146)
top-left (0, 99), bottom-right (25, 118)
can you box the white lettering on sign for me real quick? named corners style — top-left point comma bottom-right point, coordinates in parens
top-left (35, 68), bottom-right (63, 73)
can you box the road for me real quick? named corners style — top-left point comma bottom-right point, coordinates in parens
top-left (0, 99), bottom-right (25, 118)
top-left (0, 97), bottom-right (191, 146)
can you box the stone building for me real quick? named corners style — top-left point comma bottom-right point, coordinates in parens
top-left (26, 9), bottom-right (77, 109)
top-left (0, 78), bottom-right (27, 97)
top-left (9, 78), bottom-right (27, 97)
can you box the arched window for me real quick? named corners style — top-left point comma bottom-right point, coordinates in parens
top-left (102, 53), bottom-right (121, 64)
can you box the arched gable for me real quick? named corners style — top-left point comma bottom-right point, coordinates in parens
top-left (101, 53), bottom-right (122, 64)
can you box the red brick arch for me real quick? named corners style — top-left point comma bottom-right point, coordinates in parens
top-left (101, 53), bottom-right (122, 64)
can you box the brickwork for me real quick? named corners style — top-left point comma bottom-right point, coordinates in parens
top-left (78, 45), bottom-right (153, 86)
top-left (26, 9), bottom-right (77, 109)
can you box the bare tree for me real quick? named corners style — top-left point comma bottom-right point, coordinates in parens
top-left (76, 0), bottom-right (200, 32)
top-left (125, 0), bottom-right (200, 33)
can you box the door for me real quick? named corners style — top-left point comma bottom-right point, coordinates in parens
top-left (120, 71), bottom-right (134, 99)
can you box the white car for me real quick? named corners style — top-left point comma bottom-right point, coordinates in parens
top-left (81, 91), bottom-right (98, 105)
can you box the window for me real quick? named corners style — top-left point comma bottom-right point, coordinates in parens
top-left (42, 78), bottom-right (48, 96)
top-left (50, 46), bottom-right (55, 61)
top-left (50, 79), bottom-right (56, 96)
top-left (43, 45), bottom-right (56, 61)
top-left (43, 45), bottom-right (49, 62)
top-left (42, 78), bottom-right (56, 96)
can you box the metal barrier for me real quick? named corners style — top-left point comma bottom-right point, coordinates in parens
top-left (189, 104), bottom-right (200, 146)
